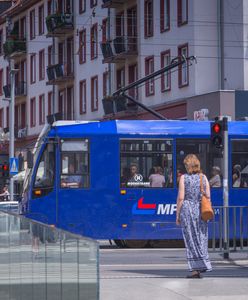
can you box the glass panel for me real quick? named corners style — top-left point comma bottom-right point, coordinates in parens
top-left (176, 139), bottom-right (223, 187)
top-left (0, 210), bottom-right (99, 300)
top-left (34, 143), bottom-right (55, 189)
top-left (231, 140), bottom-right (248, 188)
top-left (61, 139), bottom-right (90, 188)
top-left (120, 139), bottom-right (173, 188)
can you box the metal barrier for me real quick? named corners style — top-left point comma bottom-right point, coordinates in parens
top-left (209, 206), bottom-right (248, 253)
top-left (0, 210), bottom-right (99, 300)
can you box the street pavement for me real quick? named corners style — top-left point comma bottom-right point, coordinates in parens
top-left (100, 243), bottom-right (248, 300)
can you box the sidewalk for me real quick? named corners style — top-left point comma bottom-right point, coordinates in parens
top-left (100, 248), bottom-right (248, 300)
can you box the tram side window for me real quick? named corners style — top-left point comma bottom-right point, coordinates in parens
top-left (231, 140), bottom-right (248, 188)
top-left (33, 143), bottom-right (55, 195)
top-left (176, 139), bottom-right (222, 188)
top-left (60, 140), bottom-right (89, 189)
top-left (120, 139), bottom-right (173, 188)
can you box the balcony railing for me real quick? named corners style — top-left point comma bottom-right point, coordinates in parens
top-left (3, 81), bottom-right (27, 98)
top-left (3, 38), bottom-right (26, 58)
top-left (46, 63), bottom-right (74, 85)
top-left (102, 0), bottom-right (125, 8)
top-left (100, 36), bottom-right (137, 63)
top-left (46, 13), bottom-right (73, 37)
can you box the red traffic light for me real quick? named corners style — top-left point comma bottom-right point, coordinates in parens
top-left (3, 164), bottom-right (8, 171)
top-left (212, 123), bottom-right (221, 134)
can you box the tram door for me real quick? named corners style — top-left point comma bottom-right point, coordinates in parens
top-left (57, 139), bottom-right (90, 232)
top-left (120, 138), bottom-right (176, 238)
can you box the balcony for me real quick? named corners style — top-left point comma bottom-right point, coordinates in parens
top-left (102, 95), bottom-right (127, 115)
top-left (100, 36), bottom-right (138, 63)
top-left (46, 63), bottom-right (74, 85)
top-left (46, 13), bottom-right (73, 37)
top-left (3, 81), bottom-right (27, 98)
top-left (102, 0), bottom-right (125, 8)
top-left (3, 38), bottom-right (26, 59)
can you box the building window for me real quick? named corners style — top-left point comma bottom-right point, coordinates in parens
top-left (178, 44), bottom-right (189, 87)
top-left (79, 80), bottom-right (87, 114)
top-left (39, 49), bottom-right (45, 80)
top-left (0, 30), bottom-right (3, 56)
top-left (48, 91), bottom-right (53, 115)
top-left (102, 18), bottom-right (108, 42)
top-left (160, 0), bottom-right (170, 32)
top-left (47, 0), bottom-right (52, 15)
top-left (79, 29), bottom-right (86, 64)
top-left (128, 64), bottom-right (138, 99)
top-left (91, 76), bottom-right (98, 111)
top-left (0, 69), bottom-right (3, 96)
top-left (90, 23), bottom-right (98, 60)
top-left (161, 50), bottom-right (171, 92)
top-left (39, 94), bottom-right (45, 125)
top-left (30, 97), bottom-right (36, 127)
top-left (20, 103), bottom-right (26, 129)
top-left (6, 107), bottom-right (9, 128)
top-left (144, 0), bottom-right (153, 37)
top-left (48, 45), bottom-right (53, 66)
top-left (0, 108), bottom-right (3, 128)
top-left (30, 9), bottom-right (36, 40)
top-left (30, 54), bottom-right (36, 84)
top-left (116, 68), bottom-right (125, 90)
top-left (20, 17), bottom-right (26, 39)
top-left (38, 5), bottom-right (44, 35)
top-left (103, 71), bottom-right (109, 97)
top-left (90, 0), bottom-right (97, 8)
top-left (116, 11), bottom-right (125, 37)
top-left (178, 0), bottom-right (188, 26)
top-left (79, 0), bottom-right (86, 13)
top-left (145, 56), bottom-right (155, 96)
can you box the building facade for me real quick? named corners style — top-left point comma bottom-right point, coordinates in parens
top-left (0, 0), bottom-right (248, 160)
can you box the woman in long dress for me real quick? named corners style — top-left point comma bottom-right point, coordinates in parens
top-left (176, 154), bottom-right (212, 278)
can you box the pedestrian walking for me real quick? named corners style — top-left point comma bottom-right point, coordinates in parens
top-left (0, 185), bottom-right (10, 201)
top-left (176, 154), bottom-right (212, 278)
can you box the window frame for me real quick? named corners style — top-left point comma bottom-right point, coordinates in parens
top-left (79, 29), bottom-right (86, 64)
top-left (231, 139), bottom-right (248, 189)
top-left (60, 139), bottom-right (90, 189)
top-left (120, 138), bottom-right (174, 189)
top-left (160, 0), bottom-right (170, 32)
top-left (161, 50), bottom-right (171, 92)
top-left (39, 49), bottom-right (45, 81)
top-left (79, 79), bottom-right (87, 114)
top-left (90, 23), bottom-right (98, 60)
top-left (38, 4), bottom-right (44, 35)
top-left (30, 9), bottom-right (36, 40)
top-left (145, 56), bottom-right (155, 96)
top-left (32, 142), bottom-right (56, 198)
top-left (30, 53), bottom-right (36, 84)
top-left (39, 94), bottom-right (45, 125)
top-left (144, 0), bottom-right (154, 38)
top-left (79, 0), bottom-right (86, 14)
top-left (178, 43), bottom-right (189, 87)
top-left (30, 97), bottom-right (36, 127)
top-left (91, 75), bottom-right (98, 111)
top-left (178, 0), bottom-right (188, 27)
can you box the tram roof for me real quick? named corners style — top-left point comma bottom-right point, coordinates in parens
top-left (48, 120), bottom-right (248, 138)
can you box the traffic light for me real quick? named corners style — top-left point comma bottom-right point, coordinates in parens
top-left (1, 163), bottom-right (9, 178)
top-left (211, 120), bottom-right (223, 148)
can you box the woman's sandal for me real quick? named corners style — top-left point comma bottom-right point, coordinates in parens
top-left (186, 272), bottom-right (202, 279)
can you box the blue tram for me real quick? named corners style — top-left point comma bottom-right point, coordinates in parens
top-left (21, 120), bottom-right (248, 246)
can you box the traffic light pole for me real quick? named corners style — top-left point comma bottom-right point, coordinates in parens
top-left (9, 68), bottom-right (18, 201)
top-left (222, 116), bottom-right (229, 259)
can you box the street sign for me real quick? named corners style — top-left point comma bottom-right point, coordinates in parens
top-left (9, 158), bottom-right (19, 175)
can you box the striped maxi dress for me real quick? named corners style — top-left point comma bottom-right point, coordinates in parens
top-left (180, 173), bottom-right (212, 272)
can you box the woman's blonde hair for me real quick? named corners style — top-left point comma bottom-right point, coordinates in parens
top-left (183, 154), bottom-right (201, 174)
